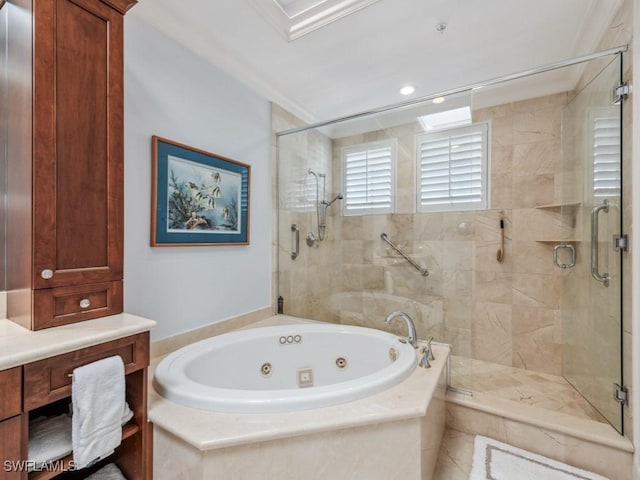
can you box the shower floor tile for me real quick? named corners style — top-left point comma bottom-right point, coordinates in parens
top-left (449, 355), bottom-right (606, 423)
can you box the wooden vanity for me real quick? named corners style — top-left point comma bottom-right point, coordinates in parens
top-left (0, 315), bottom-right (155, 480)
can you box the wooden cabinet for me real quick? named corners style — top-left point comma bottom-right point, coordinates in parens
top-left (0, 367), bottom-right (25, 480)
top-left (1, 333), bottom-right (151, 480)
top-left (5, 0), bottom-right (136, 330)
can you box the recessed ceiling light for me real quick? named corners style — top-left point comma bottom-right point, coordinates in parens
top-left (400, 85), bottom-right (416, 96)
top-left (432, 97), bottom-right (445, 104)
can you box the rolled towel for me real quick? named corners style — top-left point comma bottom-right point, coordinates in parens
top-left (28, 414), bottom-right (72, 471)
top-left (85, 463), bottom-right (127, 480)
top-left (72, 356), bottom-right (126, 469)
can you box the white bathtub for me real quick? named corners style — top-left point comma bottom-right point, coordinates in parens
top-left (153, 323), bottom-right (417, 413)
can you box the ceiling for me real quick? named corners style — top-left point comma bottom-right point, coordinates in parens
top-left (131, 0), bottom-right (624, 125)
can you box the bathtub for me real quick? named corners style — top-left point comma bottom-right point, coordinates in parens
top-left (153, 323), bottom-right (417, 413)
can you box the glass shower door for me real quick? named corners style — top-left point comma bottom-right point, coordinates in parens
top-left (560, 55), bottom-right (623, 432)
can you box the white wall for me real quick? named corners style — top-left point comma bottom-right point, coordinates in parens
top-left (124, 15), bottom-right (272, 340)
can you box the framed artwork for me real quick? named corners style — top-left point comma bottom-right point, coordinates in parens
top-left (151, 136), bottom-right (250, 246)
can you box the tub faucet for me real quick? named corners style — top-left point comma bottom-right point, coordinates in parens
top-left (384, 311), bottom-right (418, 349)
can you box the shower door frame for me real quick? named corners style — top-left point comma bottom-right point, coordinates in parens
top-left (559, 53), bottom-right (626, 433)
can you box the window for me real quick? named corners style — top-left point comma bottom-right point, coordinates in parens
top-left (342, 140), bottom-right (395, 215)
top-left (592, 115), bottom-right (620, 198)
top-left (417, 123), bottom-right (488, 212)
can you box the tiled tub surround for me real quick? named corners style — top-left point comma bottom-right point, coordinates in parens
top-left (149, 315), bottom-right (449, 480)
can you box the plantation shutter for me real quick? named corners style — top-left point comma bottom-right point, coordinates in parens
top-left (593, 116), bottom-right (621, 198)
top-left (417, 123), bottom-right (488, 212)
top-left (343, 141), bottom-right (395, 215)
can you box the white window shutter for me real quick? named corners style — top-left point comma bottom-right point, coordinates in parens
top-left (417, 123), bottom-right (488, 212)
top-left (593, 116), bottom-right (620, 198)
top-left (343, 140), bottom-right (395, 215)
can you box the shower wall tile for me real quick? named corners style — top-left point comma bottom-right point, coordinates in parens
top-left (443, 298), bottom-right (473, 330)
top-left (474, 271), bottom-right (512, 304)
top-left (442, 269), bottom-right (473, 299)
top-left (512, 306), bottom-right (560, 375)
top-left (442, 242), bottom-right (473, 271)
top-left (512, 273), bottom-right (559, 308)
top-left (491, 145), bottom-right (513, 176)
top-left (471, 302), bottom-right (513, 366)
top-left (340, 215), bottom-right (364, 240)
top-left (512, 141), bottom-right (558, 176)
top-left (490, 175), bottom-right (513, 210)
top-left (340, 240), bottom-right (364, 264)
top-left (362, 265), bottom-right (385, 290)
top-left (489, 116), bottom-right (514, 147)
top-left (512, 241), bottom-right (554, 275)
top-left (512, 109), bottom-right (561, 144)
top-left (511, 174), bottom-right (555, 208)
top-left (278, 92), bottom-right (572, 379)
top-left (415, 212), bottom-right (444, 240)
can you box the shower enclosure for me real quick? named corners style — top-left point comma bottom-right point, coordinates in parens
top-left (560, 55), bottom-right (625, 432)
top-left (275, 49), bottom-right (627, 433)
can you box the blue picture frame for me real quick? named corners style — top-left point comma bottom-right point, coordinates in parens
top-left (151, 136), bottom-right (250, 246)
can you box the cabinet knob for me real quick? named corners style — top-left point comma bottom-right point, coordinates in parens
top-left (41, 269), bottom-right (54, 279)
top-left (79, 299), bottom-right (91, 309)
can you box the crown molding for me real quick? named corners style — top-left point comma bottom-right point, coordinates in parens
top-left (246, 0), bottom-right (382, 41)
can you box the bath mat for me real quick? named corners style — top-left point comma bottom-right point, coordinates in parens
top-left (469, 435), bottom-right (609, 480)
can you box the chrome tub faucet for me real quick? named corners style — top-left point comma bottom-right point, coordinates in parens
top-left (384, 311), bottom-right (418, 349)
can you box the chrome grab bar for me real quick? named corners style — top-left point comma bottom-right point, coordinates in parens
top-left (553, 243), bottom-right (575, 269)
top-left (380, 233), bottom-right (429, 276)
top-left (590, 199), bottom-right (610, 286)
top-left (291, 224), bottom-right (299, 260)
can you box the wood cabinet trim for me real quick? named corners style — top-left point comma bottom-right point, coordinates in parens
top-left (23, 332), bottom-right (149, 411)
top-left (0, 367), bottom-right (22, 421)
top-left (32, 281), bottom-right (123, 330)
top-left (99, 0), bottom-right (137, 14)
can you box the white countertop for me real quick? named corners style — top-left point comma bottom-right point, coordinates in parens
top-left (0, 313), bottom-right (157, 370)
top-left (149, 315), bottom-right (449, 451)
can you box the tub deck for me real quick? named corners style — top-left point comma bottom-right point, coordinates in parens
top-left (149, 317), bottom-right (449, 450)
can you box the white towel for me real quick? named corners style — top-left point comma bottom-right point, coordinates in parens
top-left (72, 356), bottom-right (125, 469)
top-left (84, 463), bottom-right (127, 480)
top-left (28, 414), bottom-right (72, 471)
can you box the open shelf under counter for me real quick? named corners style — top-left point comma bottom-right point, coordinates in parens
top-left (28, 422), bottom-right (140, 480)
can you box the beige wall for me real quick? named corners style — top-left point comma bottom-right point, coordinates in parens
top-left (276, 91), bottom-right (570, 377)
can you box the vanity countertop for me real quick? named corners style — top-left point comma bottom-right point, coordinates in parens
top-left (0, 313), bottom-right (156, 370)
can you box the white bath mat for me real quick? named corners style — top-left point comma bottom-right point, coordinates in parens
top-left (470, 435), bottom-right (609, 480)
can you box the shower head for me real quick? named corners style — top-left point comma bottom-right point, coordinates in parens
top-left (324, 194), bottom-right (344, 206)
top-left (308, 168), bottom-right (325, 178)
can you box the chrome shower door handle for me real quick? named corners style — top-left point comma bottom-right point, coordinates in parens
top-left (291, 224), bottom-right (300, 260)
top-left (553, 243), bottom-right (575, 269)
top-left (590, 199), bottom-right (610, 287)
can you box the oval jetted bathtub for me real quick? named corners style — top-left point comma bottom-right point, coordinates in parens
top-left (153, 323), bottom-right (417, 413)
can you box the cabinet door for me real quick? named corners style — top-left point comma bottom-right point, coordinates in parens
top-left (32, 0), bottom-right (124, 289)
top-left (0, 415), bottom-right (26, 480)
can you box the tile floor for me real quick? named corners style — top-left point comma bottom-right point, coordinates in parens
top-left (433, 429), bottom-right (475, 480)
